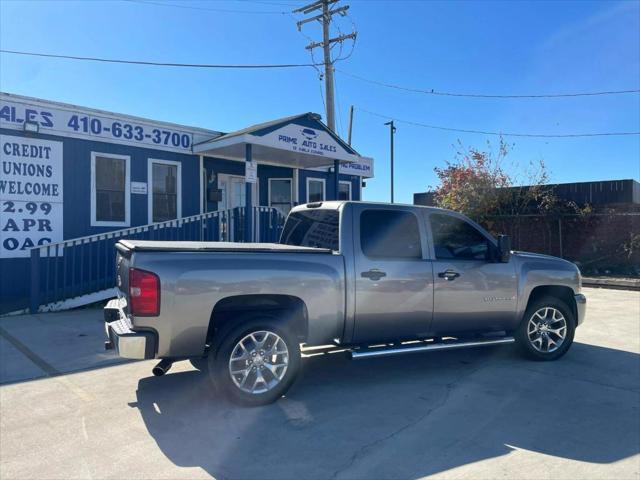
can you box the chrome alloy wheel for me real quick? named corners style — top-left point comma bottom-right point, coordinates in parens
top-left (527, 307), bottom-right (567, 353)
top-left (228, 330), bottom-right (289, 395)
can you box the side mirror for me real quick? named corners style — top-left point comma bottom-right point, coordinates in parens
top-left (497, 235), bottom-right (512, 263)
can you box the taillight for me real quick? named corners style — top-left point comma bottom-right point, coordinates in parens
top-left (129, 268), bottom-right (160, 316)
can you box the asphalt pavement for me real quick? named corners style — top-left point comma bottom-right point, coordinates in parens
top-left (1, 287), bottom-right (638, 479)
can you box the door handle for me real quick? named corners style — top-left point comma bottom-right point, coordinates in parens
top-left (361, 269), bottom-right (387, 281)
top-left (438, 269), bottom-right (460, 281)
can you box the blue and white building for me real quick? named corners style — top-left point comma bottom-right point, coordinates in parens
top-left (0, 92), bottom-right (374, 314)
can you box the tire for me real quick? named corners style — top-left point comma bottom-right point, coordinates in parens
top-left (208, 318), bottom-right (301, 406)
top-left (515, 295), bottom-right (576, 361)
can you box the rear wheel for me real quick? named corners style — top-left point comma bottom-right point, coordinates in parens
top-left (515, 296), bottom-right (575, 361)
top-left (209, 319), bottom-right (301, 406)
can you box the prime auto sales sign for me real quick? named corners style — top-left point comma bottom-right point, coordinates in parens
top-left (267, 124), bottom-right (374, 178)
top-left (0, 135), bottom-right (63, 258)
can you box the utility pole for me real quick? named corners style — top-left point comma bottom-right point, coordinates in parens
top-left (321, 0), bottom-right (335, 131)
top-left (384, 120), bottom-right (396, 203)
top-left (295, 0), bottom-right (356, 133)
top-left (295, 0), bottom-right (356, 201)
top-left (347, 105), bottom-right (354, 145)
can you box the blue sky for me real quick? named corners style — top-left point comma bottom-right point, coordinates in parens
top-left (1, 0), bottom-right (638, 204)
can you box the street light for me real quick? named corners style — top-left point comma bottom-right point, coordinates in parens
top-left (384, 120), bottom-right (396, 203)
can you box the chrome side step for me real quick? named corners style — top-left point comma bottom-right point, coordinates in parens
top-left (350, 337), bottom-right (515, 360)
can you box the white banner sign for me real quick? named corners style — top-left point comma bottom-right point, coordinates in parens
top-left (0, 135), bottom-right (64, 258)
top-left (245, 161), bottom-right (258, 184)
top-left (340, 157), bottom-right (374, 177)
top-left (131, 182), bottom-right (148, 195)
top-left (0, 98), bottom-right (194, 154)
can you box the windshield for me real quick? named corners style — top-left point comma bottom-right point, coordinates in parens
top-left (280, 209), bottom-right (339, 250)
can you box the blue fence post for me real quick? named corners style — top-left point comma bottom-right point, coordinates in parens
top-left (22, 211), bottom-right (252, 311)
top-left (30, 248), bottom-right (40, 314)
top-left (245, 144), bottom-right (253, 243)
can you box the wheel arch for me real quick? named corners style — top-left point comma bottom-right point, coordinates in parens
top-left (204, 294), bottom-right (309, 354)
top-left (525, 285), bottom-right (577, 321)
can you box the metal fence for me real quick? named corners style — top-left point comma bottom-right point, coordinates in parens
top-left (485, 212), bottom-right (640, 276)
top-left (29, 207), bottom-right (285, 313)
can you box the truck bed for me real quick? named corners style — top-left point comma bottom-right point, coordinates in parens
top-left (116, 240), bottom-right (332, 254)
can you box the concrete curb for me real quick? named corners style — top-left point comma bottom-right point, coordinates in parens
top-left (582, 277), bottom-right (640, 291)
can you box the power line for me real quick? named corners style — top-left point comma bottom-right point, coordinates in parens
top-left (317, 71), bottom-right (327, 114)
top-left (333, 9), bottom-right (357, 63)
top-left (0, 49), bottom-right (322, 69)
top-left (357, 107), bottom-right (640, 138)
top-left (235, 0), bottom-right (304, 6)
top-left (123, 0), bottom-right (288, 15)
top-left (338, 70), bottom-right (640, 99)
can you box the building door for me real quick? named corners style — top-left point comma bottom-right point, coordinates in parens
top-left (217, 175), bottom-right (257, 210)
top-left (217, 174), bottom-right (258, 241)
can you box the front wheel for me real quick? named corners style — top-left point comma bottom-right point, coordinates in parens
top-left (209, 319), bottom-right (301, 406)
top-left (515, 296), bottom-right (576, 361)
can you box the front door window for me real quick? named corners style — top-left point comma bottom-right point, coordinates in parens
top-left (430, 213), bottom-right (490, 261)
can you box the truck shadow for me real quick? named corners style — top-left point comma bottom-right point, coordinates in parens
top-left (133, 342), bottom-right (640, 479)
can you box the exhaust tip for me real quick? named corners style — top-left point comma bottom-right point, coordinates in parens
top-left (152, 359), bottom-right (173, 377)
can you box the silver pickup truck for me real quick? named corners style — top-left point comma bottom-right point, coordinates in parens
top-left (105, 201), bottom-right (586, 405)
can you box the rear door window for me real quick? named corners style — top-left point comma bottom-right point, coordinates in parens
top-left (360, 210), bottom-right (422, 259)
top-left (280, 209), bottom-right (339, 250)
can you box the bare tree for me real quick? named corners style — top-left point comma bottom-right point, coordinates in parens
top-left (432, 138), bottom-right (572, 225)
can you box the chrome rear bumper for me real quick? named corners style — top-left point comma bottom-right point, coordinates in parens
top-left (104, 299), bottom-right (156, 360)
